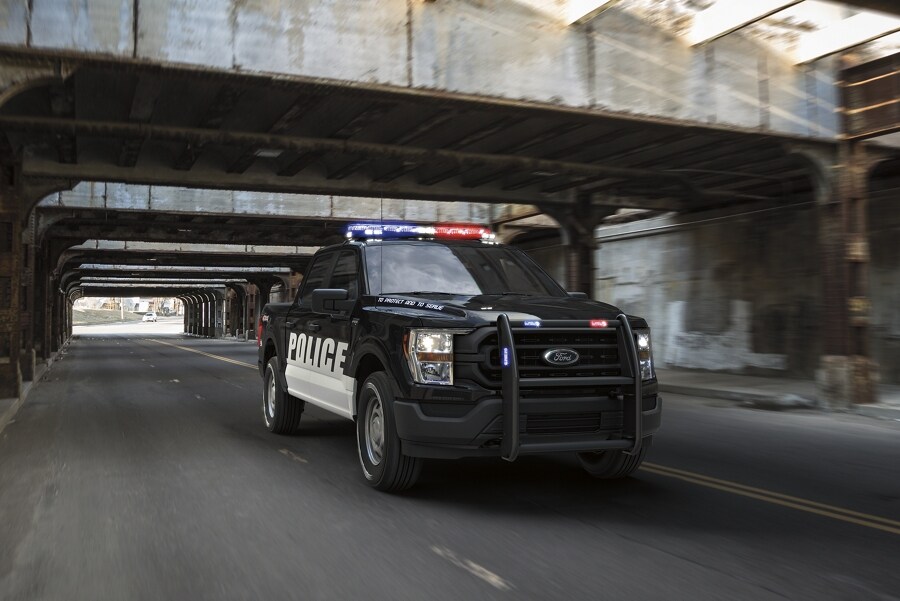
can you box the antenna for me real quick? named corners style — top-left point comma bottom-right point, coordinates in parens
top-left (379, 196), bottom-right (384, 295)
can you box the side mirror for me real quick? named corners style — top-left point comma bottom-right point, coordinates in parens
top-left (567, 291), bottom-right (589, 299)
top-left (311, 288), bottom-right (354, 315)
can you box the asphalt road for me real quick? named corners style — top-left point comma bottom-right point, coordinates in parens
top-left (1, 326), bottom-right (898, 600)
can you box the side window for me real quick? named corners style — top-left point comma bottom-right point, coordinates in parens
top-left (297, 253), bottom-right (334, 307)
top-left (328, 251), bottom-right (359, 300)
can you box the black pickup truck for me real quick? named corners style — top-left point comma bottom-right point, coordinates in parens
top-left (257, 224), bottom-right (661, 492)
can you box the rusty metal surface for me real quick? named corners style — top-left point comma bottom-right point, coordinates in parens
top-left (841, 52), bottom-right (900, 140)
top-left (0, 45), bottom-right (893, 320)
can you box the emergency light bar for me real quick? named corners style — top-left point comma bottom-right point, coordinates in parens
top-left (345, 222), bottom-right (494, 241)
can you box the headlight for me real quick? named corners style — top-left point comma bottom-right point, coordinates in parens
top-left (634, 328), bottom-right (655, 381)
top-left (406, 329), bottom-right (459, 385)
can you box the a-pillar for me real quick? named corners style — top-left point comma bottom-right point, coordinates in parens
top-left (540, 196), bottom-right (615, 295)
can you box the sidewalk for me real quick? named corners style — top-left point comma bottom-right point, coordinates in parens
top-left (656, 368), bottom-right (900, 421)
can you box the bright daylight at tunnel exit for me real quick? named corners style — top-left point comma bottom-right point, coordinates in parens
top-left (0, 0), bottom-right (899, 599)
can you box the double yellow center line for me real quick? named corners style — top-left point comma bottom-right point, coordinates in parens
top-left (146, 336), bottom-right (900, 537)
top-left (642, 462), bottom-right (900, 536)
top-left (145, 338), bottom-right (257, 370)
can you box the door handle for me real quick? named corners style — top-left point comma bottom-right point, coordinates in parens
top-left (285, 319), bottom-right (299, 328)
top-left (307, 322), bottom-right (322, 333)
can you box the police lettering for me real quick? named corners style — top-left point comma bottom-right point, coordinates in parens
top-left (287, 332), bottom-right (348, 375)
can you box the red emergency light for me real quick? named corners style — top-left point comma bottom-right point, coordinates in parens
top-left (434, 224), bottom-right (495, 240)
top-left (346, 222), bottom-right (494, 241)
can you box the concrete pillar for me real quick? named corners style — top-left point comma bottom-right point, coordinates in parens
top-left (214, 297), bottom-right (225, 338)
top-left (243, 290), bottom-right (251, 340)
top-left (0, 200), bottom-right (22, 399)
top-left (247, 281), bottom-right (272, 341)
top-left (541, 197), bottom-right (614, 296)
top-left (19, 234), bottom-right (36, 382)
top-left (811, 143), bottom-right (877, 407)
top-left (192, 301), bottom-right (200, 336)
top-left (204, 301), bottom-right (211, 337)
top-left (33, 247), bottom-right (49, 362)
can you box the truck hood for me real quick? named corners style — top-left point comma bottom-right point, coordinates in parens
top-left (365, 293), bottom-right (631, 325)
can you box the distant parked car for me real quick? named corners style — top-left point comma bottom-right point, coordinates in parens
top-left (142, 312), bottom-right (157, 322)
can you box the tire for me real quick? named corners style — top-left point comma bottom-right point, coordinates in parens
top-left (356, 372), bottom-right (422, 492)
top-left (263, 356), bottom-right (304, 434)
top-left (577, 437), bottom-right (652, 479)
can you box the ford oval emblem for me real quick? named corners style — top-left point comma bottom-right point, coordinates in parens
top-left (542, 348), bottom-right (579, 366)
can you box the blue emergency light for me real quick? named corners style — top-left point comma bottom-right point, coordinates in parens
top-left (345, 222), bottom-right (494, 241)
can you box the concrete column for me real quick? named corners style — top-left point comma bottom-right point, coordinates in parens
top-left (65, 300), bottom-right (72, 340)
top-left (214, 297), bottom-right (225, 338)
top-left (0, 201), bottom-right (22, 399)
top-left (813, 143), bottom-right (876, 407)
top-left (33, 247), bottom-right (49, 362)
top-left (192, 301), bottom-right (200, 336)
top-left (247, 281), bottom-right (272, 341)
top-left (19, 238), bottom-right (36, 382)
top-left (203, 300), bottom-right (210, 337)
top-left (50, 291), bottom-right (60, 353)
top-left (243, 290), bottom-right (251, 340)
top-left (541, 198), bottom-right (614, 296)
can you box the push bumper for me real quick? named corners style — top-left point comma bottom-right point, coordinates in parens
top-left (394, 314), bottom-right (659, 460)
top-left (394, 394), bottom-right (661, 459)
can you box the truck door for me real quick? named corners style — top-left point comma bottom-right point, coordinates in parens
top-left (304, 249), bottom-right (359, 417)
top-left (284, 251), bottom-right (334, 401)
top-left (285, 249), bottom-right (359, 419)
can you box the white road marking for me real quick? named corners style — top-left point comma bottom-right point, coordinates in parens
top-left (279, 448), bottom-right (308, 464)
top-left (430, 545), bottom-right (513, 592)
top-left (170, 379), bottom-right (180, 383)
top-left (194, 394), bottom-right (205, 400)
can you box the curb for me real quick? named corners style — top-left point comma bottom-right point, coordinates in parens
top-left (659, 383), bottom-right (819, 410)
top-left (853, 405), bottom-right (900, 422)
top-left (0, 395), bottom-right (25, 435)
top-left (0, 341), bottom-right (68, 436)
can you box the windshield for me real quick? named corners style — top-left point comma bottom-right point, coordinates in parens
top-left (364, 242), bottom-right (566, 296)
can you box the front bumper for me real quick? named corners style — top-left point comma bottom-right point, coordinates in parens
top-left (394, 393), bottom-right (661, 459)
top-left (395, 313), bottom-right (658, 459)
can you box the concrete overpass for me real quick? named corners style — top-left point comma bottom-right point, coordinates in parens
top-left (0, 0), bottom-right (898, 408)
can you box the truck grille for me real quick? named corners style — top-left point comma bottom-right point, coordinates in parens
top-left (482, 411), bottom-right (624, 436)
top-left (454, 327), bottom-right (627, 397)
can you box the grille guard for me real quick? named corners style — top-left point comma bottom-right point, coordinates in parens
top-left (497, 313), bottom-right (644, 462)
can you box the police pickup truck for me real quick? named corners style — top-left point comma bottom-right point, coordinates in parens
top-left (257, 222), bottom-right (661, 492)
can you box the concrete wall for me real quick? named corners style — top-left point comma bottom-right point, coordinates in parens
top-left (592, 205), bottom-right (823, 378)
top-left (43, 182), bottom-right (491, 223)
top-left (870, 196), bottom-right (900, 384)
top-left (7, 0), bottom-right (838, 138)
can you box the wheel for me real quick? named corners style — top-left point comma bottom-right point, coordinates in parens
top-left (263, 356), bottom-right (304, 434)
top-left (356, 372), bottom-right (422, 492)
top-left (577, 437), bottom-right (652, 479)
